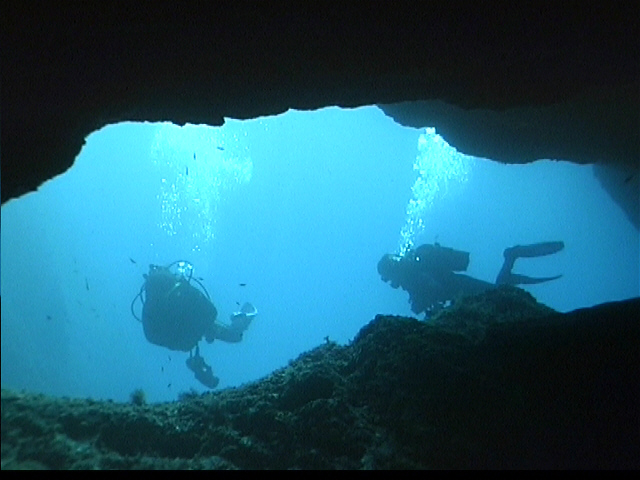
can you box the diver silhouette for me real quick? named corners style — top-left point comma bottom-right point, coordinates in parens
top-left (378, 241), bottom-right (564, 316)
top-left (131, 261), bottom-right (258, 388)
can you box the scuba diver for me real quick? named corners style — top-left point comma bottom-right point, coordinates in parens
top-left (131, 260), bottom-right (258, 389)
top-left (378, 241), bottom-right (564, 316)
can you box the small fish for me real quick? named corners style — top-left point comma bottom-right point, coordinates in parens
top-left (85, 278), bottom-right (90, 291)
top-left (216, 146), bottom-right (224, 151)
top-left (185, 166), bottom-right (189, 176)
top-left (168, 355), bottom-right (171, 362)
top-left (129, 257), bottom-right (137, 264)
top-left (236, 301), bottom-right (241, 306)
top-left (239, 283), bottom-right (246, 287)
top-left (161, 366), bottom-right (164, 373)
top-left (193, 153), bottom-right (196, 161)
top-left (168, 383), bottom-right (172, 389)
top-left (46, 315), bottom-right (52, 321)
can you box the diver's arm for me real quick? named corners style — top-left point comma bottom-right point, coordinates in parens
top-left (205, 303), bottom-right (257, 344)
top-left (208, 323), bottom-right (244, 343)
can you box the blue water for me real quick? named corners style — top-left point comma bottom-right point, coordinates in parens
top-left (1, 106), bottom-right (638, 403)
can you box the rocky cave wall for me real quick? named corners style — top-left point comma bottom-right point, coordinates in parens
top-left (2, 3), bottom-right (639, 223)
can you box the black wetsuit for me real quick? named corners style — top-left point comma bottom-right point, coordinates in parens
top-left (142, 267), bottom-right (218, 352)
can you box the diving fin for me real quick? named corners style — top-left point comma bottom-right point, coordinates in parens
top-left (508, 273), bottom-right (563, 285)
top-left (504, 241), bottom-right (564, 260)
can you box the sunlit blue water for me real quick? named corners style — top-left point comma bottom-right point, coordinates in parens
top-left (1, 106), bottom-right (638, 403)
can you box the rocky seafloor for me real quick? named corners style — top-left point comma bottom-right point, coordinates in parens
top-left (2, 286), bottom-right (638, 469)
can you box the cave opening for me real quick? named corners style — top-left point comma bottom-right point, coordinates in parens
top-left (1, 105), bottom-right (637, 403)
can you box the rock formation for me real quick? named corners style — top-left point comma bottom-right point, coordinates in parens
top-left (3, 3), bottom-right (638, 224)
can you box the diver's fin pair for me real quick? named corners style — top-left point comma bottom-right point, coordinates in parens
top-left (498, 241), bottom-right (564, 286)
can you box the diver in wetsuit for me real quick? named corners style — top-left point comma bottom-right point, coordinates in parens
top-left (378, 241), bottom-right (564, 316)
top-left (131, 261), bottom-right (257, 388)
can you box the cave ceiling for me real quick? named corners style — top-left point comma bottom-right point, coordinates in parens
top-left (2, 3), bottom-right (638, 223)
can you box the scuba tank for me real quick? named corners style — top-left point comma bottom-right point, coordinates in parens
top-left (413, 243), bottom-right (470, 272)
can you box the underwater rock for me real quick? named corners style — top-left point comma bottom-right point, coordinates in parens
top-left (2, 288), bottom-right (638, 469)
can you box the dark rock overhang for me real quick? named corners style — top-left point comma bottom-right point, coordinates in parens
top-left (2, 3), bottom-right (639, 209)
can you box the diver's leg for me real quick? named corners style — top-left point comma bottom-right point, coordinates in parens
top-left (496, 249), bottom-right (518, 285)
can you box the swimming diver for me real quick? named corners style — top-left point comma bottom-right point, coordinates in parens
top-left (131, 261), bottom-right (258, 388)
top-left (378, 241), bottom-right (564, 316)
